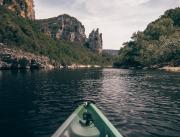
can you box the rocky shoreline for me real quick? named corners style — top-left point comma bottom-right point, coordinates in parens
top-left (66, 64), bottom-right (101, 69)
top-left (114, 65), bottom-right (180, 72)
top-left (159, 66), bottom-right (180, 72)
top-left (0, 46), bottom-right (102, 70)
top-left (1, 47), bottom-right (179, 72)
top-left (0, 46), bottom-right (55, 70)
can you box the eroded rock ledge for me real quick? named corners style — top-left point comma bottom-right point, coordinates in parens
top-left (0, 46), bottom-right (54, 70)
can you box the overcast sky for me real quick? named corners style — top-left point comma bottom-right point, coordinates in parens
top-left (34, 0), bottom-right (179, 49)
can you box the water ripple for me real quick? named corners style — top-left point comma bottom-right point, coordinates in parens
top-left (0, 69), bottom-right (179, 137)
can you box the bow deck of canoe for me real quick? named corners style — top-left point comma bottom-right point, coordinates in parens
top-left (52, 102), bottom-right (123, 137)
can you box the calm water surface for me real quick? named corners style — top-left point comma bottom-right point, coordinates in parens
top-left (0, 69), bottom-right (180, 137)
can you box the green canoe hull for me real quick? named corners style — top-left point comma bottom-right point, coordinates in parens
top-left (52, 103), bottom-right (123, 137)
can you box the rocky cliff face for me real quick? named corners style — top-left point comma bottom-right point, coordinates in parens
top-left (38, 14), bottom-right (86, 43)
top-left (1, 0), bottom-right (104, 54)
top-left (87, 29), bottom-right (103, 54)
top-left (0, 0), bottom-right (35, 20)
top-left (0, 0), bottom-right (3, 5)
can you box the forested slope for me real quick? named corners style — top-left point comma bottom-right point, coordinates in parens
top-left (114, 8), bottom-right (180, 68)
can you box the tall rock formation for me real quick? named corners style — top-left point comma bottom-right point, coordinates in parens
top-left (38, 14), bottom-right (86, 43)
top-left (0, 0), bottom-right (35, 20)
top-left (88, 29), bottom-right (103, 54)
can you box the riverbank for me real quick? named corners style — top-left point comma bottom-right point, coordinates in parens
top-left (159, 66), bottom-right (180, 72)
top-left (66, 64), bottom-right (101, 69)
top-left (113, 65), bottom-right (180, 72)
top-left (0, 47), bottom-right (104, 70)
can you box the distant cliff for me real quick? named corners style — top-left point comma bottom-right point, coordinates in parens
top-left (38, 14), bottom-right (86, 43)
top-left (0, 0), bottom-right (35, 20)
top-left (38, 15), bottom-right (103, 54)
top-left (103, 49), bottom-right (119, 56)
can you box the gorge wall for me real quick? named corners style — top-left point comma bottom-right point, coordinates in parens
top-left (0, 0), bottom-right (103, 54)
top-left (38, 14), bottom-right (86, 43)
top-left (0, 0), bottom-right (35, 20)
top-left (38, 15), bottom-right (103, 54)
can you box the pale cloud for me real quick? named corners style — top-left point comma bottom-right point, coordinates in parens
top-left (34, 0), bottom-right (179, 49)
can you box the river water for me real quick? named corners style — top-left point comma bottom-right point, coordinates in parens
top-left (0, 69), bottom-right (179, 137)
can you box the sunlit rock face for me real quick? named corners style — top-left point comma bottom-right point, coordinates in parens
top-left (38, 14), bottom-right (86, 43)
top-left (88, 29), bottom-right (103, 54)
top-left (0, 0), bottom-right (3, 5)
top-left (1, 0), bottom-right (35, 20)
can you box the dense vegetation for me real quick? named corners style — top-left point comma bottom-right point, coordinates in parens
top-left (0, 6), bottom-right (110, 66)
top-left (114, 8), bottom-right (180, 68)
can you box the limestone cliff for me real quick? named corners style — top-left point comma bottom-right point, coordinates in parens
top-left (0, 0), bottom-right (35, 20)
top-left (38, 14), bottom-right (86, 43)
top-left (0, 0), bottom-right (104, 55)
top-left (87, 29), bottom-right (103, 54)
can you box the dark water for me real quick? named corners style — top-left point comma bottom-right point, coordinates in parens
top-left (0, 69), bottom-right (180, 137)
